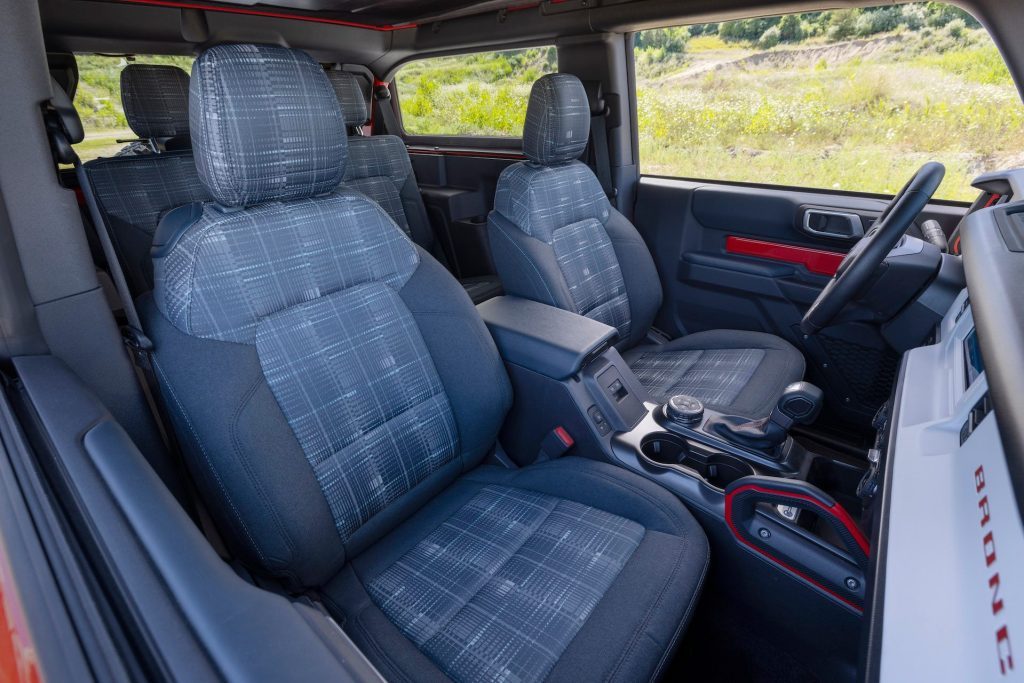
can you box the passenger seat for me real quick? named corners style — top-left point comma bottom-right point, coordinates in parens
top-left (84, 65), bottom-right (208, 295)
top-left (326, 70), bottom-right (503, 304)
top-left (145, 44), bottom-right (709, 683)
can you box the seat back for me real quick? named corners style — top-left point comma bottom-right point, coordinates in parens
top-left (145, 44), bottom-right (511, 588)
top-left (487, 73), bottom-right (662, 349)
top-left (85, 151), bottom-right (208, 294)
top-left (326, 71), bottom-right (439, 254)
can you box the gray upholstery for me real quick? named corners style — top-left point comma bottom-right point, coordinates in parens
top-left (121, 64), bottom-right (191, 140)
top-left (328, 70), bottom-right (502, 303)
top-left (522, 73), bottom-right (591, 165)
top-left (85, 151), bottom-right (209, 294)
top-left (625, 330), bottom-right (806, 419)
top-left (489, 73), bottom-right (805, 419)
top-left (326, 70), bottom-right (369, 127)
top-left (190, 44), bottom-right (346, 207)
top-left (369, 484), bottom-right (643, 682)
top-left (148, 44), bottom-right (708, 682)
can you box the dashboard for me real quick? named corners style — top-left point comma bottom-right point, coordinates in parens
top-left (872, 169), bottom-right (1024, 681)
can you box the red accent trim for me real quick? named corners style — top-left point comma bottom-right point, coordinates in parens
top-left (0, 540), bottom-right (41, 683)
top-left (984, 193), bottom-right (1002, 208)
top-left (952, 234), bottom-right (962, 255)
top-left (726, 236), bottom-right (845, 276)
top-left (554, 426), bottom-right (574, 447)
top-left (406, 148), bottom-right (526, 160)
top-left (109, 0), bottom-right (417, 31)
top-left (724, 484), bottom-right (869, 614)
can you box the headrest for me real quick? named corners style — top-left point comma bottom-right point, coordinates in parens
top-left (190, 44), bottom-right (347, 208)
top-left (49, 76), bottom-right (83, 145)
top-left (326, 71), bottom-right (369, 128)
top-left (121, 64), bottom-right (191, 139)
top-left (522, 73), bottom-right (590, 165)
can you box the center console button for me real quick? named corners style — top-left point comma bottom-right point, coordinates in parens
top-left (665, 394), bottom-right (704, 427)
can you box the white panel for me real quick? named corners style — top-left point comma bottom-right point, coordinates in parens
top-left (881, 290), bottom-right (1024, 681)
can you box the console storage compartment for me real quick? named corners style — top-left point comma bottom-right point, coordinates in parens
top-left (477, 296), bottom-right (617, 380)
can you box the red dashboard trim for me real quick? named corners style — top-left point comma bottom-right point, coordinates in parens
top-left (725, 236), bottom-right (846, 276)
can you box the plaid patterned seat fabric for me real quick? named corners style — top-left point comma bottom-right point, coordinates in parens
top-left (147, 44), bottom-right (709, 683)
top-left (488, 72), bottom-right (806, 419)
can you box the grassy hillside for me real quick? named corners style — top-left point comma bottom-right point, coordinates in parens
top-left (636, 15), bottom-right (1023, 201)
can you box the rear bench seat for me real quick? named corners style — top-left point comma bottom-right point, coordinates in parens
top-left (84, 64), bottom-right (502, 304)
top-left (84, 64), bottom-right (208, 294)
top-left (326, 70), bottom-right (503, 304)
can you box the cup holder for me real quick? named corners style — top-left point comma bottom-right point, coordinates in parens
top-left (640, 433), bottom-right (755, 489)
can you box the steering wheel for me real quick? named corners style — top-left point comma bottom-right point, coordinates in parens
top-left (800, 162), bottom-right (945, 335)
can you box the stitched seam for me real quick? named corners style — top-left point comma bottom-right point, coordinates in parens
top-left (152, 356), bottom-right (266, 561)
top-left (354, 611), bottom-right (416, 683)
top-left (493, 219), bottom-right (559, 306)
top-left (512, 464), bottom-right (690, 533)
top-left (651, 542), bottom-right (710, 682)
top-left (606, 537), bottom-right (687, 682)
top-left (229, 373), bottom-right (298, 560)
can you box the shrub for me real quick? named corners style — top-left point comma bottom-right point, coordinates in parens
top-left (778, 14), bottom-right (806, 42)
top-left (826, 10), bottom-right (859, 42)
top-left (758, 26), bottom-right (782, 49)
top-left (945, 18), bottom-right (967, 40)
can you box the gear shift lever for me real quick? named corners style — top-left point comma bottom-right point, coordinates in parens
top-left (706, 382), bottom-right (823, 455)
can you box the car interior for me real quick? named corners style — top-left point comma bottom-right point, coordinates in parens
top-left (1, 0), bottom-right (1023, 681)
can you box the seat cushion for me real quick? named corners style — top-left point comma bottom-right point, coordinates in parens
top-left (624, 329), bottom-right (805, 419)
top-left (327, 457), bottom-right (709, 683)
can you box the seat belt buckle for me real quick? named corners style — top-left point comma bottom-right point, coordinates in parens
top-left (122, 325), bottom-right (154, 353)
top-left (537, 426), bottom-right (575, 462)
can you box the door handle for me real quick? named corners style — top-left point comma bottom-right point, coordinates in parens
top-left (802, 209), bottom-right (865, 240)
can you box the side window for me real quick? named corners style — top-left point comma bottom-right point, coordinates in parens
top-left (634, 4), bottom-right (1023, 201)
top-left (394, 46), bottom-right (556, 138)
top-left (72, 55), bottom-right (194, 163)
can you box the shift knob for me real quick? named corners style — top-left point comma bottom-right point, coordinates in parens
top-left (665, 394), bottom-right (704, 427)
top-left (772, 381), bottom-right (824, 428)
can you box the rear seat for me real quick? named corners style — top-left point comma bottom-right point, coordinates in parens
top-left (117, 64), bottom-right (192, 155)
top-left (326, 70), bottom-right (503, 303)
top-left (84, 65), bottom-right (209, 294)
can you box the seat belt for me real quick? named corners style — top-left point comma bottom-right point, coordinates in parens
top-left (372, 79), bottom-right (402, 136)
top-left (45, 103), bottom-right (230, 557)
top-left (584, 81), bottom-right (617, 206)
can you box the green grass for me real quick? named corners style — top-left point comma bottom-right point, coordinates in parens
top-left (636, 30), bottom-right (1024, 201)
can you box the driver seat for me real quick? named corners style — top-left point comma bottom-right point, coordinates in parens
top-left (488, 73), bottom-right (805, 419)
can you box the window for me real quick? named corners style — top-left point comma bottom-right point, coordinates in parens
top-left (634, 5), bottom-right (1024, 201)
top-left (72, 55), bottom-right (194, 163)
top-left (394, 46), bottom-right (556, 137)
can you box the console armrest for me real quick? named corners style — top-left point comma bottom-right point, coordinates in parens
top-left (477, 296), bottom-right (616, 379)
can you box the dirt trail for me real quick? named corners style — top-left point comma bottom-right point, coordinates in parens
top-left (660, 35), bottom-right (903, 86)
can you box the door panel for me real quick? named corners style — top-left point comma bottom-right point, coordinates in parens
top-left (635, 177), bottom-right (967, 427)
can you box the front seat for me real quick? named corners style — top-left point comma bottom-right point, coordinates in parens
top-left (487, 73), bottom-right (805, 419)
top-left (144, 44), bottom-right (709, 682)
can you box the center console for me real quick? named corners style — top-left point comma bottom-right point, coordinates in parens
top-left (479, 295), bottom-right (872, 618)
